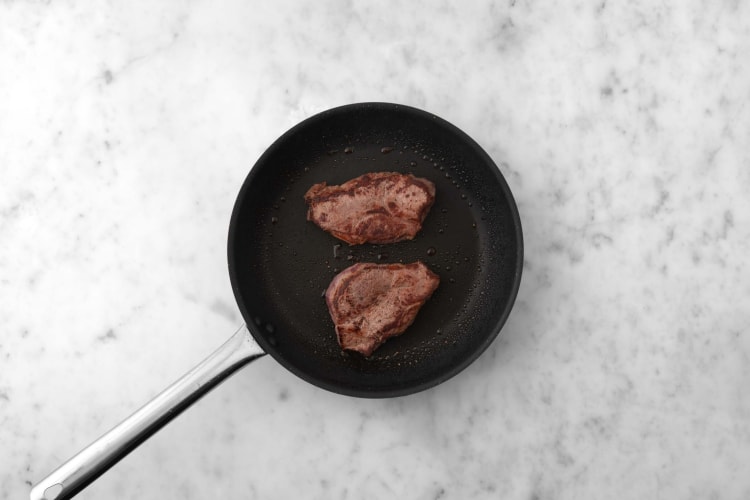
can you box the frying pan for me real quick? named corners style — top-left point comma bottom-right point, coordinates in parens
top-left (31, 102), bottom-right (523, 500)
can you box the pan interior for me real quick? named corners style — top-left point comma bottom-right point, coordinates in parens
top-left (229, 103), bottom-right (522, 397)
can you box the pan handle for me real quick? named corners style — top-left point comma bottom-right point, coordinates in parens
top-left (30, 324), bottom-right (266, 500)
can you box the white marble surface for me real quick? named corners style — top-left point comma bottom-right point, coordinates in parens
top-left (2, 1), bottom-right (750, 499)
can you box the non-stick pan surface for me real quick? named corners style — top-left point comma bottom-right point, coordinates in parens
top-left (229, 102), bottom-right (522, 397)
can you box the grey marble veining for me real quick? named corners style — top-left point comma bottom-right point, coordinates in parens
top-left (2, 1), bottom-right (749, 499)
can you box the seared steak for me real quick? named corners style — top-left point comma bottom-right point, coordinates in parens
top-left (325, 262), bottom-right (440, 356)
top-left (304, 172), bottom-right (436, 245)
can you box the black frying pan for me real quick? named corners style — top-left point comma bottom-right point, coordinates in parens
top-left (230, 101), bottom-right (523, 396)
top-left (31, 102), bottom-right (522, 500)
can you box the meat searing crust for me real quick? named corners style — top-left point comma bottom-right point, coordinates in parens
top-left (325, 262), bottom-right (440, 356)
top-left (304, 172), bottom-right (436, 245)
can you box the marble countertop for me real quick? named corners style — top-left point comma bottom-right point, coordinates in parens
top-left (2, 1), bottom-right (749, 499)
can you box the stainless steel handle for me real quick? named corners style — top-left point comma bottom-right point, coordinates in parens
top-left (30, 324), bottom-right (266, 500)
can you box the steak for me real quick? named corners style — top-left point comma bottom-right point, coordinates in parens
top-left (325, 261), bottom-right (440, 356)
top-left (304, 172), bottom-right (436, 245)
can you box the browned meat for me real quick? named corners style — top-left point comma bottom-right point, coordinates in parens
top-left (325, 262), bottom-right (440, 356)
top-left (304, 172), bottom-right (436, 245)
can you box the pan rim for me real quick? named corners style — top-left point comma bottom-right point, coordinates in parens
top-left (228, 101), bottom-right (523, 398)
